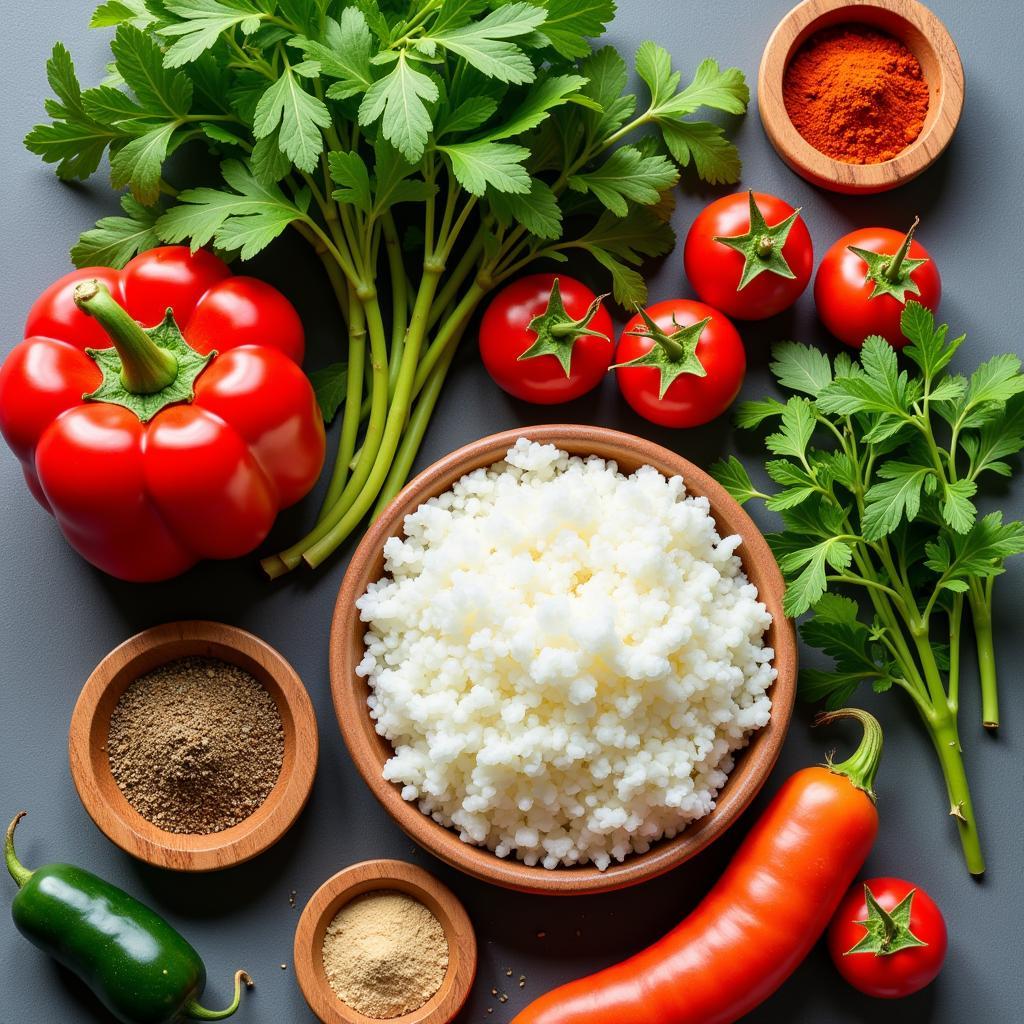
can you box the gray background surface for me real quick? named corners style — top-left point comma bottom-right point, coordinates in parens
top-left (1, 2), bottom-right (1022, 1022)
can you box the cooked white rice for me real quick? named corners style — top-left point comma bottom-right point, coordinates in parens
top-left (356, 439), bottom-right (775, 870)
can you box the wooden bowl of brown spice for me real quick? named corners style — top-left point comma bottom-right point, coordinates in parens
top-left (69, 620), bottom-right (318, 872)
top-left (758, 0), bottom-right (965, 193)
top-left (294, 859), bottom-right (476, 1024)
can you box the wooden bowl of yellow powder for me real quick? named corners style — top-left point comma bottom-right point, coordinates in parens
top-left (294, 859), bottom-right (476, 1024)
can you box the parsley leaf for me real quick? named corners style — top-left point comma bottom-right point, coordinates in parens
top-left (71, 193), bottom-right (163, 268)
top-left (567, 206), bottom-right (674, 306)
top-left (429, 2), bottom-right (546, 84)
top-left (24, 43), bottom-right (116, 180)
top-left (711, 456), bottom-right (760, 505)
top-left (110, 25), bottom-right (193, 117)
top-left (532, 0), bottom-right (616, 60)
top-left (158, 0), bottom-right (265, 68)
top-left (292, 10), bottom-right (374, 101)
top-left (568, 145), bottom-right (679, 217)
top-left (157, 159), bottom-right (310, 258)
top-left (770, 341), bottom-right (833, 396)
top-left (440, 140), bottom-right (531, 195)
top-left (254, 65), bottom-right (331, 173)
top-left (358, 54), bottom-right (438, 162)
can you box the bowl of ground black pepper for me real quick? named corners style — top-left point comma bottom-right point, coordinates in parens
top-left (758, 0), bottom-right (964, 193)
top-left (294, 859), bottom-right (476, 1024)
top-left (69, 621), bottom-right (318, 871)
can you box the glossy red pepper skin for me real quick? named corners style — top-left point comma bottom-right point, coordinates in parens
top-left (513, 765), bottom-right (878, 1024)
top-left (0, 247), bottom-right (325, 581)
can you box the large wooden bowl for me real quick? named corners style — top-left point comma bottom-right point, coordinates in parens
top-left (69, 621), bottom-right (319, 872)
top-left (758, 0), bottom-right (965, 193)
top-left (294, 859), bottom-right (476, 1024)
top-left (330, 426), bottom-right (796, 894)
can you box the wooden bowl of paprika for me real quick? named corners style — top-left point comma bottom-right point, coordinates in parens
top-left (758, 0), bottom-right (965, 193)
top-left (69, 620), bottom-right (319, 872)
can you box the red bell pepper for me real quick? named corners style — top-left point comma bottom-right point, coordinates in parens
top-left (0, 246), bottom-right (325, 581)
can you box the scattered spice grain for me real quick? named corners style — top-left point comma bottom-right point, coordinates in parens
top-left (783, 25), bottom-right (930, 164)
top-left (322, 890), bottom-right (448, 1019)
top-left (108, 657), bottom-right (284, 834)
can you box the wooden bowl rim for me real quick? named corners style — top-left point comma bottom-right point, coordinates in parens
top-left (330, 425), bottom-right (797, 895)
top-left (293, 859), bottom-right (477, 1024)
top-left (758, 0), bottom-right (965, 193)
top-left (68, 620), bottom-right (319, 872)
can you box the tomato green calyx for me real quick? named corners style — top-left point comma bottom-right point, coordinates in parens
top-left (185, 970), bottom-right (254, 1020)
top-left (519, 278), bottom-right (611, 377)
top-left (5, 812), bottom-right (34, 890)
top-left (849, 217), bottom-right (928, 303)
top-left (74, 280), bottom-right (215, 423)
top-left (845, 885), bottom-right (928, 957)
top-left (714, 190), bottom-right (800, 290)
top-left (612, 309), bottom-right (710, 399)
top-left (815, 707), bottom-right (883, 800)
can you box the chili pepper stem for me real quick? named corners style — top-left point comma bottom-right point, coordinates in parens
top-left (184, 970), bottom-right (253, 1020)
top-left (884, 216), bottom-right (920, 282)
top-left (5, 812), bottom-right (33, 889)
top-left (815, 708), bottom-right (884, 798)
top-left (73, 281), bottom-right (178, 394)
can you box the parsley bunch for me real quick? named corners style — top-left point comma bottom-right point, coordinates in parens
top-left (25, 0), bottom-right (749, 573)
top-left (714, 302), bottom-right (1024, 875)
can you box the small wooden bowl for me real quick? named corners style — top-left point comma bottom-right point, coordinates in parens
top-left (758, 0), bottom-right (965, 193)
top-left (69, 621), bottom-right (318, 872)
top-left (294, 859), bottom-right (476, 1024)
top-left (330, 425), bottom-right (797, 895)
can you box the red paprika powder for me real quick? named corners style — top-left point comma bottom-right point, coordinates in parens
top-left (783, 25), bottom-right (930, 164)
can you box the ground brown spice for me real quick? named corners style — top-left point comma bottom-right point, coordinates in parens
top-left (322, 890), bottom-right (448, 1019)
top-left (108, 656), bottom-right (284, 834)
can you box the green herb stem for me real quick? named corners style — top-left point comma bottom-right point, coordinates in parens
top-left (374, 319), bottom-right (468, 518)
top-left (319, 292), bottom-right (366, 517)
top-left (413, 281), bottom-right (488, 396)
top-left (382, 213), bottom-right (408, 399)
top-left (429, 236), bottom-right (486, 331)
top-left (930, 714), bottom-right (985, 874)
top-left (968, 582), bottom-right (999, 729)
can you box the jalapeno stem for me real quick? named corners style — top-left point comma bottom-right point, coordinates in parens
top-left (5, 812), bottom-right (33, 889)
top-left (184, 971), bottom-right (254, 1020)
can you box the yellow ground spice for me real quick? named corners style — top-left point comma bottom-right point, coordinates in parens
top-left (322, 890), bottom-right (448, 1019)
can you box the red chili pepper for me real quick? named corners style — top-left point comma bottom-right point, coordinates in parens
top-left (512, 709), bottom-right (882, 1024)
top-left (0, 247), bottom-right (325, 581)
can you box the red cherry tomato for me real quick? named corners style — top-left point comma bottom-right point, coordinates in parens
top-left (828, 877), bottom-right (947, 999)
top-left (815, 220), bottom-right (941, 349)
top-left (479, 274), bottom-right (614, 404)
top-left (684, 190), bottom-right (813, 320)
top-left (614, 300), bottom-right (745, 428)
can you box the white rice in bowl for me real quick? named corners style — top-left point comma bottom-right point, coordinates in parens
top-left (356, 439), bottom-right (775, 870)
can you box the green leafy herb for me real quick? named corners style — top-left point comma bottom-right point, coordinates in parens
top-left (712, 302), bottom-right (1024, 876)
top-left (27, 0), bottom-right (748, 578)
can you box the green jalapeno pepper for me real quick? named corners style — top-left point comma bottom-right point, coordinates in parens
top-left (5, 813), bottom-right (252, 1023)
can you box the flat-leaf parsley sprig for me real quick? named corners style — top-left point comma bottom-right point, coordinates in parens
top-left (713, 302), bottom-right (1024, 875)
top-left (26, 0), bottom-right (750, 574)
